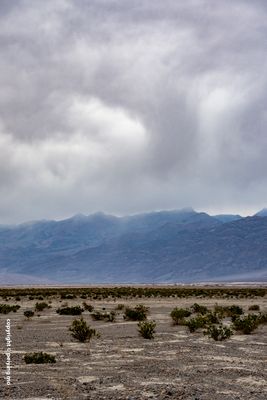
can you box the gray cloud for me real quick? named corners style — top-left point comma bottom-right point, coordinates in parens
top-left (0, 0), bottom-right (267, 223)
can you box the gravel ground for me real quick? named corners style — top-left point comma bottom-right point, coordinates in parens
top-left (0, 295), bottom-right (266, 399)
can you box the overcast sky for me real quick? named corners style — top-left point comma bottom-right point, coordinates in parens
top-left (0, 0), bottom-right (267, 223)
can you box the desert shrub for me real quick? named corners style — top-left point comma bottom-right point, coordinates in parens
top-left (214, 305), bottom-right (227, 319)
top-left (24, 310), bottom-right (34, 319)
top-left (185, 316), bottom-right (208, 332)
top-left (0, 304), bottom-right (20, 314)
top-left (170, 308), bottom-right (191, 324)
top-left (90, 310), bottom-right (102, 320)
top-left (214, 304), bottom-right (243, 318)
top-left (35, 302), bottom-right (50, 312)
top-left (56, 306), bottom-right (84, 316)
top-left (15, 296), bottom-right (21, 301)
top-left (191, 303), bottom-right (208, 315)
top-left (24, 352), bottom-right (56, 364)
top-left (138, 320), bottom-right (156, 339)
top-left (91, 310), bottom-right (116, 322)
top-left (82, 302), bottom-right (94, 312)
top-left (258, 312), bottom-right (267, 324)
top-left (205, 312), bottom-right (220, 324)
top-left (228, 305), bottom-right (243, 316)
top-left (29, 296), bottom-right (35, 300)
top-left (69, 318), bottom-right (100, 342)
top-left (106, 311), bottom-right (116, 322)
top-left (116, 303), bottom-right (125, 310)
top-left (248, 305), bottom-right (260, 311)
top-left (232, 314), bottom-right (259, 334)
top-left (60, 293), bottom-right (76, 299)
top-left (37, 296), bottom-right (44, 300)
top-left (124, 304), bottom-right (149, 321)
top-left (204, 324), bottom-right (233, 341)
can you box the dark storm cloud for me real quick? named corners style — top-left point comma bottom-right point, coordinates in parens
top-left (0, 0), bottom-right (267, 223)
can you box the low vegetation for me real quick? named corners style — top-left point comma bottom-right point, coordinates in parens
top-left (124, 304), bottom-right (149, 321)
top-left (0, 304), bottom-right (20, 314)
top-left (116, 303), bottom-right (125, 310)
top-left (56, 306), bottom-right (84, 315)
top-left (35, 302), bottom-right (51, 312)
top-left (0, 287), bottom-right (266, 300)
top-left (138, 320), bottom-right (156, 339)
top-left (82, 302), bottom-right (94, 312)
top-left (69, 318), bottom-right (100, 342)
top-left (170, 307), bottom-right (191, 324)
top-left (24, 310), bottom-right (34, 319)
top-left (232, 314), bottom-right (260, 334)
top-left (204, 324), bottom-right (233, 341)
top-left (24, 352), bottom-right (56, 364)
top-left (191, 303), bottom-right (208, 315)
top-left (60, 293), bottom-right (76, 299)
top-left (214, 304), bottom-right (243, 319)
top-left (91, 310), bottom-right (116, 322)
top-left (248, 304), bottom-right (260, 311)
top-left (185, 315), bottom-right (209, 332)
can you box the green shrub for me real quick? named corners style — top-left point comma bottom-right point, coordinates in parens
top-left (60, 293), bottom-right (76, 299)
top-left (185, 316), bottom-right (207, 332)
top-left (35, 302), bottom-right (50, 312)
top-left (124, 304), bottom-right (149, 321)
top-left (258, 312), bottom-right (267, 324)
top-left (214, 304), bottom-right (243, 318)
top-left (116, 304), bottom-right (125, 310)
top-left (69, 318), bottom-right (100, 342)
top-left (205, 312), bottom-right (220, 324)
top-left (191, 303), bottom-right (208, 315)
top-left (24, 352), bottom-right (56, 364)
top-left (90, 310), bottom-right (102, 320)
top-left (232, 314), bottom-right (260, 334)
top-left (56, 306), bottom-right (84, 316)
top-left (228, 305), bottom-right (243, 316)
top-left (248, 305), bottom-right (260, 311)
top-left (24, 310), bottom-right (34, 319)
top-left (91, 310), bottom-right (116, 322)
top-left (0, 304), bottom-right (20, 314)
top-left (106, 311), bottom-right (116, 322)
top-left (170, 308), bottom-right (191, 324)
top-left (138, 320), bottom-right (156, 339)
top-left (204, 324), bottom-right (233, 341)
top-left (82, 302), bottom-right (94, 312)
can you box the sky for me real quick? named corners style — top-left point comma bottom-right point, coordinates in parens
top-left (0, 0), bottom-right (267, 224)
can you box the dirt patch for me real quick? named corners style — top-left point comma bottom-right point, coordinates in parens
top-left (0, 291), bottom-right (266, 399)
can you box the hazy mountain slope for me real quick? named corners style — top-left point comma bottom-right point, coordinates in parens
top-left (0, 210), bottom-right (266, 283)
top-left (42, 216), bottom-right (266, 283)
top-left (213, 214), bottom-right (242, 223)
top-left (254, 208), bottom-right (267, 217)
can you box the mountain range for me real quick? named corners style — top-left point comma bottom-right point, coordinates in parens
top-left (0, 208), bottom-right (267, 284)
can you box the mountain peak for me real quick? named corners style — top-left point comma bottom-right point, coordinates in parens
top-left (254, 208), bottom-right (267, 217)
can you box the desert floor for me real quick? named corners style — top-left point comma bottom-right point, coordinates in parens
top-left (0, 291), bottom-right (266, 399)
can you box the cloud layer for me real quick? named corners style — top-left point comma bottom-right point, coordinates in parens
top-left (0, 0), bottom-right (267, 223)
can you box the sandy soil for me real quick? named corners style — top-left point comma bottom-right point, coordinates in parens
top-left (0, 294), bottom-right (266, 399)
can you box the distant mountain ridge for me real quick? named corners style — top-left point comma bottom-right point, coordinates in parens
top-left (0, 208), bottom-right (266, 284)
top-left (254, 208), bottom-right (267, 217)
